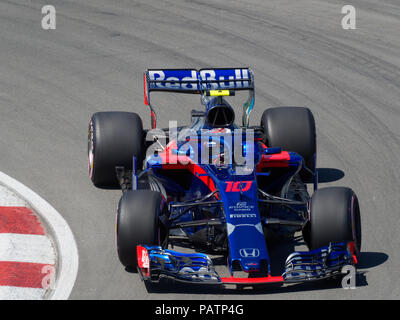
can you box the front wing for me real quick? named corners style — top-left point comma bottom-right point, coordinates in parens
top-left (137, 242), bottom-right (356, 286)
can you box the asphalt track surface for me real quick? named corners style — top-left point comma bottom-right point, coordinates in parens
top-left (0, 0), bottom-right (399, 299)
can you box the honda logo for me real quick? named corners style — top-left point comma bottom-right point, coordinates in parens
top-left (239, 248), bottom-right (260, 258)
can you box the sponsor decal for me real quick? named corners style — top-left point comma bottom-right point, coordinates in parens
top-left (239, 248), bottom-right (260, 258)
top-left (148, 69), bottom-right (250, 91)
top-left (228, 201), bottom-right (256, 218)
top-left (225, 181), bottom-right (252, 192)
top-left (229, 213), bottom-right (257, 218)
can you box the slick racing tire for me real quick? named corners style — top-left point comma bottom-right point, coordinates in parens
top-left (116, 190), bottom-right (163, 269)
top-left (261, 107), bottom-right (316, 180)
top-left (88, 111), bottom-right (144, 188)
top-left (306, 187), bottom-right (361, 258)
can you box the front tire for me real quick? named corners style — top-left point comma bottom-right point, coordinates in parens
top-left (306, 187), bottom-right (361, 257)
top-left (116, 190), bottom-right (163, 268)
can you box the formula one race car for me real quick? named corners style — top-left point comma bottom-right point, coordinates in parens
top-left (88, 68), bottom-right (361, 287)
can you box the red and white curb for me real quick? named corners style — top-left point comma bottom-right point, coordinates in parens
top-left (0, 172), bottom-right (78, 300)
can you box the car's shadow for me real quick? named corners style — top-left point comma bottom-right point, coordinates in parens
top-left (317, 168), bottom-right (345, 183)
top-left (356, 251), bottom-right (389, 270)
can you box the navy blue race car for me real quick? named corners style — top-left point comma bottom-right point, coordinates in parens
top-left (88, 68), bottom-right (361, 287)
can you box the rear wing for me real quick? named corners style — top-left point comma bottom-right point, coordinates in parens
top-left (143, 68), bottom-right (255, 128)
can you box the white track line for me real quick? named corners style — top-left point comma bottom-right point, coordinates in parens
top-left (0, 172), bottom-right (79, 300)
top-left (0, 185), bottom-right (26, 206)
top-left (0, 286), bottom-right (46, 300)
top-left (0, 234), bottom-right (55, 264)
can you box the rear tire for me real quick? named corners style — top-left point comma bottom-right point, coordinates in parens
top-left (88, 111), bottom-right (144, 188)
top-left (306, 187), bottom-right (361, 257)
top-left (261, 107), bottom-right (316, 180)
top-left (116, 190), bottom-right (163, 268)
